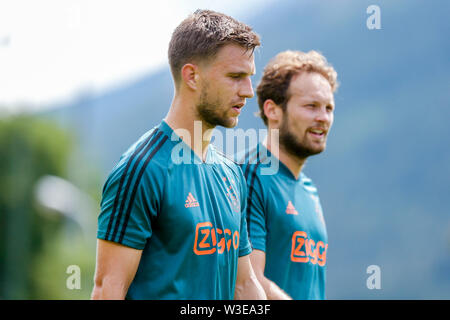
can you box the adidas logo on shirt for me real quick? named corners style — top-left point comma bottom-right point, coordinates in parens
top-left (286, 201), bottom-right (298, 215)
top-left (185, 192), bottom-right (200, 208)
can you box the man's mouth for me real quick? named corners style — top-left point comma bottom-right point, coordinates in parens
top-left (308, 127), bottom-right (327, 138)
top-left (231, 102), bottom-right (245, 114)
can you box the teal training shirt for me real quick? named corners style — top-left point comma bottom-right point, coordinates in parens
top-left (238, 143), bottom-right (328, 300)
top-left (97, 120), bottom-right (252, 299)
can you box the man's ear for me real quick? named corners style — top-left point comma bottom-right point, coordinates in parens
top-left (263, 99), bottom-right (283, 127)
top-left (181, 63), bottom-right (199, 90)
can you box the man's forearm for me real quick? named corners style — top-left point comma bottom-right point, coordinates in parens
top-left (257, 274), bottom-right (292, 300)
top-left (91, 280), bottom-right (128, 300)
top-left (234, 274), bottom-right (267, 300)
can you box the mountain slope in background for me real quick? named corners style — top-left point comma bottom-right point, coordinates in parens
top-left (41, 0), bottom-right (450, 298)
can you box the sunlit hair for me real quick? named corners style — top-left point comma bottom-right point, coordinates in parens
top-left (168, 9), bottom-right (260, 86)
top-left (256, 50), bottom-right (338, 126)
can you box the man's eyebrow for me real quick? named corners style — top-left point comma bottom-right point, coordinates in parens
top-left (228, 71), bottom-right (256, 76)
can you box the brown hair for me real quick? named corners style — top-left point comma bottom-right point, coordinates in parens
top-left (168, 9), bottom-right (260, 85)
top-left (256, 50), bottom-right (338, 126)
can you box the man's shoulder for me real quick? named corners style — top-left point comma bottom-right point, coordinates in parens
top-left (109, 125), bottom-right (173, 181)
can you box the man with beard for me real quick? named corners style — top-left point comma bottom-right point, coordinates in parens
top-left (239, 50), bottom-right (338, 299)
top-left (91, 10), bottom-right (266, 300)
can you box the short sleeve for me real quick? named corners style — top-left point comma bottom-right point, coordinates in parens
top-left (244, 168), bottom-right (267, 252)
top-left (236, 166), bottom-right (253, 257)
top-left (97, 156), bottom-right (161, 250)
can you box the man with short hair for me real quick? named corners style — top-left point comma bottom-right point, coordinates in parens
top-left (91, 9), bottom-right (266, 300)
top-left (239, 50), bottom-right (338, 299)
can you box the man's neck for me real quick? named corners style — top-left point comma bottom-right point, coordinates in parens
top-left (165, 95), bottom-right (213, 162)
top-left (264, 131), bottom-right (306, 180)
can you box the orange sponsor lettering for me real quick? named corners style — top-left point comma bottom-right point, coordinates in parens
top-left (193, 222), bottom-right (240, 256)
top-left (291, 231), bottom-right (327, 266)
top-left (193, 222), bottom-right (216, 255)
top-left (232, 231), bottom-right (239, 250)
top-left (290, 231), bottom-right (309, 263)
top-left (316, 241), bottom-right (328, 266)
top-left (199, 229), bottom-right (211, 249)
top-left (225, 229), bottom-right (232, 251)
top-left (216, 228), bottom-right (225, 253)
top-left (210, 228), bottom-right (217, 246)
top-left (306, 239), bottom-right (318, 265)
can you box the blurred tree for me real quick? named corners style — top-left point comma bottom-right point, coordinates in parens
top-left (0, 115), bottom-right (97, 299)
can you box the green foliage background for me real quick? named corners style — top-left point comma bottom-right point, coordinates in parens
top-left (0, 116), bottom-right (99, 299)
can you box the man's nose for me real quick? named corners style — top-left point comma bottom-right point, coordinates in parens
top-left (239, 77), bottom-right (254, 99)
top-left (315, 106), bottom-right (332, 124)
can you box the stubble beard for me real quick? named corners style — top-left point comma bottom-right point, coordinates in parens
top-left (196, 84), bottom-right (236, 129)
top-left (279, 113), bottom-right (326, 160)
